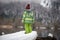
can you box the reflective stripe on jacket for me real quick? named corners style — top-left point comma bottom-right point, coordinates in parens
top-left (22, 10), bottom-right (34, 23)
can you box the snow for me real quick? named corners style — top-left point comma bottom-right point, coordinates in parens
top-left (48, 33), bottom-right (53, 37)
top-left (0, 31), bottom-right (37, 40)
top-left (40, 0), bottom-right (51, 8)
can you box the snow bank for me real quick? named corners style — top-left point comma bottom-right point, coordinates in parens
top-left (0, 31), bottom-right (37, 40)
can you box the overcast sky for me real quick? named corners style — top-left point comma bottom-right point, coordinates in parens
top-left (0, 0), bottom-right (17, 3)
top-left (0, 0), bottom-right (41, 3)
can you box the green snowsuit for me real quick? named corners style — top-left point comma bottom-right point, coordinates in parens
top-left (22, 10), bottom-right (34, 34)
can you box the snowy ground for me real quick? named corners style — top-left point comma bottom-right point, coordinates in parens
top-left (0, 31), bottom-right (37, 40)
